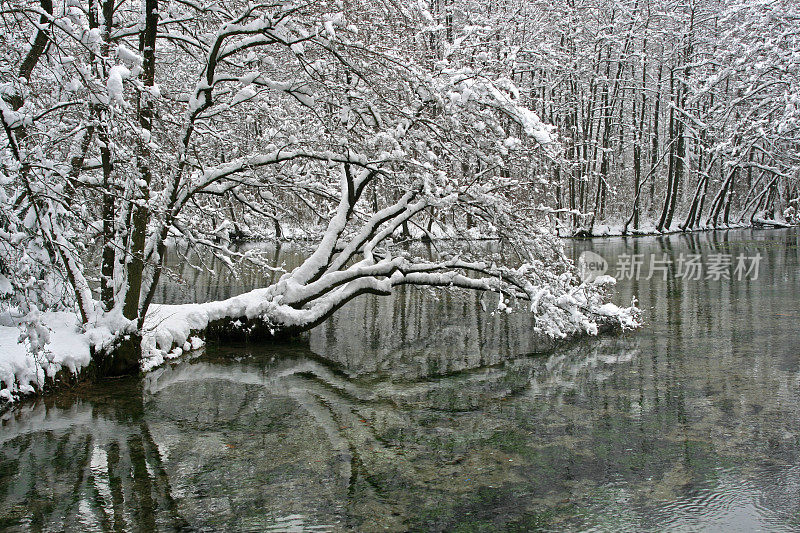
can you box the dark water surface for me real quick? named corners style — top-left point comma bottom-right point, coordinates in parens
top-left (1, 228), bottom-right (799, 531)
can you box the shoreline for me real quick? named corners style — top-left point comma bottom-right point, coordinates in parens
top-left (4, 225), bottom-right (794, 411)
top-left (0, 318), bottom-right (626, 416)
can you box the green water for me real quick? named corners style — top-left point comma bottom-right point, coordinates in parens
top-left (1, 228), bottom-right (799, 531)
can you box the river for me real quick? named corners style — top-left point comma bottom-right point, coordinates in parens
top-left (1, 228), bottom-right (798, 531)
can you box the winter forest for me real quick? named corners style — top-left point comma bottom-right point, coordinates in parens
top-left (2, 0), bottom-right (800, 530)
top-left (0, 0), bottom-right (797, 395)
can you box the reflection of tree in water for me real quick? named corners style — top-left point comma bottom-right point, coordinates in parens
top-left (3, 229), bottom-right (799, 531)
top-left (0, 382), bottom-right (188, 531)
top-left (0, 327), bottom-right (788, 532)
top-left (1, 329), bottom-right (799, 531)
top-left (138, 342), bottom-right (641, 531)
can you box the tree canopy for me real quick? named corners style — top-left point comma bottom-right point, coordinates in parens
top-left (0, 0), bottom-right (643, 390)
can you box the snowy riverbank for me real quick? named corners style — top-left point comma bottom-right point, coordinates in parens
top-left (0, 276), bottom-right (638, 406)
top-left (0, 306), bottom-right (202, 404)
top-left (4, 222), bottom-right (795, 405)
top-left (564, 217), bottom-right (795, 238)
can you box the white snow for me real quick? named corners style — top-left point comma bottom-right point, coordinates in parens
top-left (230, 87), bottom-right (256, 106)
top-left (240, 71), bottom-right (261, 85)
top-left (323, 20), bottom-right (336, 40)
top-left (107, 65), bottom-right (131, 105)
top-left (596, 302), bottom-right (640, 330)
top-left (116, 44), bottom-right (143, 66)
top-left (0, 312), bottom-right (91, 402)
top-left (0, 275), bottom-right (11, 297)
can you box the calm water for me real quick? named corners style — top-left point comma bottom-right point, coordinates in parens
top-left (1, 228), bottom-right (799, 532)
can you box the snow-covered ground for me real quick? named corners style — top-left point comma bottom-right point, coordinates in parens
top-left (0, 303), bottom-right (208, 404)
top-left (0, 285), bottom-right (303, 403)
top-left (0, 312), bottom-right (92, 402)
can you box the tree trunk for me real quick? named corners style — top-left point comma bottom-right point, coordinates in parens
top-left (657, 68), bottom-right (676, 232)
top-left (122, 0), bottom-right (158, 326)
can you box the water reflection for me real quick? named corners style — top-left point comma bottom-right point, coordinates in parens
top-left (1, 228), bottom-right (799, 531)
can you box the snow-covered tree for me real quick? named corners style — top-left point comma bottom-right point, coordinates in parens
top-left (0, 0), bottom-right (636, 383)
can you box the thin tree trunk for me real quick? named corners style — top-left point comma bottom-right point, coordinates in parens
top-left (657, 68), bottom-right (676, 232)
top-left (649, 63), bottom-right (663, 218)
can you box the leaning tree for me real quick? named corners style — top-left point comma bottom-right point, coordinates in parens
top-left (0, 0), bottom-right (636, 378)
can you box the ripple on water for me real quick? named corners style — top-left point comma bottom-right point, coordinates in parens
top-left (2, 228), bottom-right (800, 532)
